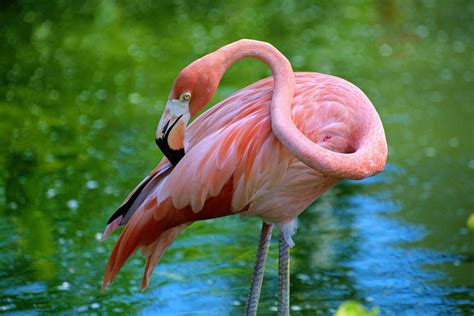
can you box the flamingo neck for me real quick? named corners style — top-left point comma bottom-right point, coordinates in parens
top-left (210, 39), bottom-right (296, 118)
top-left (207, 40), bottom-right (387, 180)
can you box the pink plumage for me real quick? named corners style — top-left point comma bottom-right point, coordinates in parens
top-left (101, 40), bottom-right (387, 312)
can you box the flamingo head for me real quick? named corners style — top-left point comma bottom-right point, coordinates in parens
top-left (156, 57), bottom-right (223, 165)
top-left (155, 91), bottom-right (190, 165)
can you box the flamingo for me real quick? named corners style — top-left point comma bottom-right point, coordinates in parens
top-left (101, 39), bottom-right (387, 315)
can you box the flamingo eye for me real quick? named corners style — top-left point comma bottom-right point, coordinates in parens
top-left (180, 92), bottom-right (191, 102)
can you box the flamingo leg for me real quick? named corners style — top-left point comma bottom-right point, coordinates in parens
top-left (278, 229), bottom-right (290, 315)
top-left (244, 222), bottom-right (273, 316)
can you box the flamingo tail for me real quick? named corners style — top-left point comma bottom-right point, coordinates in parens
top-left (102, 202), bottom-right (188, 290)
top-left (140, 223), bottom-right (190, 290)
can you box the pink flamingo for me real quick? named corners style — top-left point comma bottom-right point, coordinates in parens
top-left (101, 39), bottom-right (387, 314)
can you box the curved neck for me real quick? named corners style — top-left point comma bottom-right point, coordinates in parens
top-left (209, 39), bottom-right (296, 119)
top-left (204, 40), bottom-right (386, 180)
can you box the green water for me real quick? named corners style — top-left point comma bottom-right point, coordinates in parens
top-left (0, 1), bottom-right (473, 315)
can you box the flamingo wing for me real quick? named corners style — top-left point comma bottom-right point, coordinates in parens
top-left (161, 73), bottom-right (356, 214)
top-left (103, 85), bottom-right (290, 288)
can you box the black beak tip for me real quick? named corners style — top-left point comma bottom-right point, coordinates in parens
top-left (155, 115), bottom-right (185, 166)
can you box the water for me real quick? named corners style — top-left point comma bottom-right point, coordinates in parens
top-left (0, 1), bottom-right (473, 315)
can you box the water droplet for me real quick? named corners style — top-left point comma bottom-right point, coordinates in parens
top-left (379, 43), bottom-right (392, 57)
top-left (78, 91), bottom-right (90, 102)
top-left (206, 278), bottom-right (215, 285)
top-left (296, 273), bottom-right (310, 281)
top-left (232, 300), bottom-right (241, 306)
top-left (291, 305), bottom-right (303, 311)
top-left (448, 137), bottom-right (459, 147)
top-left (104, 186), bottom-right (115, 195)
top-left (57, 281), bottom-right (70, 291)
top-left (0, 304), bottom-right (16, 311)
top-left (90, 303), bottom-right (100, 309)
top-left (93, 119), bottom-right (105, 129)
top-left (468, 160), bottom-right (474, 169)
top-left (459, 227), bottom-right (468, 235)
top-left (47, 188), bottom-right (57, 198)
top-left (439, 68), bottom-right (452, 81)
top-left (86, 180), bottom-right (98, 189)
top-left (34, 21), bottom-right (52, 40)
top-left (128, 93), bottom-right (142, 105)
top-left (67, 200), bottom-right (78, 209)
top-left (424, 147), bottom-right (436, 157)
top-left (415, 25), bottom-right (429, 38)
top-left (95, 232), bottom-right (103, 241)
top-left (95, 89), bottom-right (107, 101)
top-left (77, 305), bottom-right (88, 312)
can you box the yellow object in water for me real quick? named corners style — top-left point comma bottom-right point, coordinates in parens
top-left (335, 301), bottom-right (379, 316)
top-left (467, 213), bottom-right (474, 231)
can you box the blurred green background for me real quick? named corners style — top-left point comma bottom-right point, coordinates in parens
top-left (0, 0), bottom-right (473, 315)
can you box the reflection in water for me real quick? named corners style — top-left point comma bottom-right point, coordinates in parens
top-left (0, 0), bottom-right (473, 314)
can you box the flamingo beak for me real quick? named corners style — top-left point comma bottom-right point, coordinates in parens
top-left (155, 99), bottom-right (190, 165)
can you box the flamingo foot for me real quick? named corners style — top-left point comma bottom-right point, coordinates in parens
top-left (244, 222), bottom-right (273, 316)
